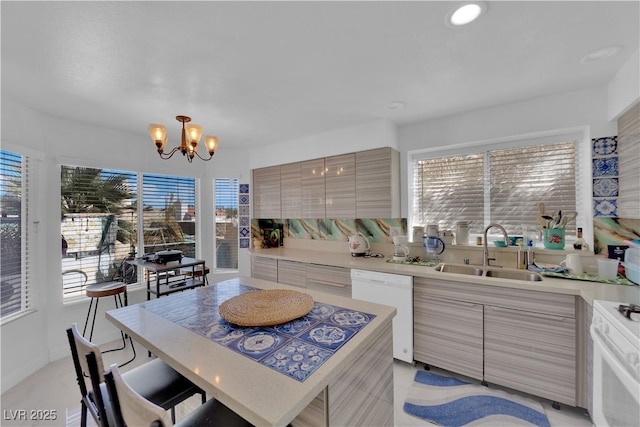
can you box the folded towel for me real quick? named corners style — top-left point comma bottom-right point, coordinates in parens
top-left (528, 262), bottom-right (569, 274)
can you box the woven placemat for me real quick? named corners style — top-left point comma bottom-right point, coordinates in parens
top-left (219, 289), bottom-right (314, 326)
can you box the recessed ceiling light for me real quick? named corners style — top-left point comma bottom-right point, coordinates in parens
top-left (580, 46), bottom-right (623, 64)
top-left (446, 2), bottom-right (488, 27)
top-left (386, 101), bottom-right (405, 110)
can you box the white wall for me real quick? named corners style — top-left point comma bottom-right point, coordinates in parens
top-left (398, 86), bottom-right (618, 218)
top-left (0, 96), bottom-right (250, 392)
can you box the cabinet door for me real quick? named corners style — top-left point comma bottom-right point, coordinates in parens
top-left (355, 147), bottom-right (400, 218)
top-left (277, 260), bottom-right (307, 288)
top-left (280, 162), bottom-right (302, 218)
top-left (306, 264), bottom-right (351, 298)
top-left (251, 256), bottom-right (278, 282)
top-left (325, 153), bottom-right (355, 218)
top-left (301, 158), bottom-right (326, 218)
top-left (484, 305), bottom-right (576, 406)
top-left (253, 166), bottom-right (281, 218)
top-left (413, 292), bottom-right (483, 380)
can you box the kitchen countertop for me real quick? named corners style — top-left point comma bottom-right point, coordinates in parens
top-left (251, 247), bottom-right (640, 305)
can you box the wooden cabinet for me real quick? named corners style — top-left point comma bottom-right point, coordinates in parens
top-left (484, 305), bottom-right (576, 406)
top-left (280, 162), bottom-right (302, 218)
top-left (301, 158), bottom-right (326, 218)
top-left (617, 102), bottom-right (640, 218)
top-left (252, 166), bottom-right (281, 219)
top-left (355, 147), bottom-right (400, 218)
top-left (413, 290), bottom-right (483, 380)
top-left (251, 256), bottom-right (278, 282)
top-left (306, 264), bottom-right (352, 298)
top-left (252, 147), bottom-right (400, 220)
top-left (413, 276), bottom-right (577, 405)
top-left (277, 260), bottom-right (307, 288)
top-left (325, 153), bottom-right (356, 218)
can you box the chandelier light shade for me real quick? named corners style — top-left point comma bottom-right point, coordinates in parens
top-left (148, 115), bottom-right (218, 163)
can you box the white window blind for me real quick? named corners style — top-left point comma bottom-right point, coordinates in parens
top-left (142, 173), bottom-right (196, 256)
top-left (1, 150), bottom-right (33, 321)
top-left (412, 140), bottom-right (578, 237)
top-left (215, 178), bottom-right (238, 271)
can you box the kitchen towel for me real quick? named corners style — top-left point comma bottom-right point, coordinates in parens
top-left (404, 370), bottom-right (551, 427)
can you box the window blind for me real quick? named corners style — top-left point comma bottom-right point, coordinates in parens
top-left (142, 173), bottom-right (196, 257)
top-left (1, 150), bottom-right (32, 320)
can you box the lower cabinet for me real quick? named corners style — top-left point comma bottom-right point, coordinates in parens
top-left (306, 264), bottom-right (352, 297)
top-left (484, 305), bottom-right (576, 406)
top-left (251, 256), bottom-right (278, 282)
top-left (413, 277), bottom-right (577, 406)
top-left (277, 260), bottom-right (307, 288)
top-left (414, 295), bottom-right (483, 380)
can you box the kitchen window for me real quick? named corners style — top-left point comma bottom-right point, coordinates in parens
top-left (410, 132), bottom-right (588, 245)
top-left (1, 149), bottom-right (36, 323)
top-left (61, 165), bottom-right (197, 300)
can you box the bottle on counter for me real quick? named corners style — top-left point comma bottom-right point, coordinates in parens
top-left (573, 228), bottom-right (589, 251)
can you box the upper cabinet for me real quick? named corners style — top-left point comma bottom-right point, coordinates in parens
top-left (301, 158), bottom-right (326, 218)
top-left (253, 147), bottom-right (400, 219)
top-left (356, 147), bottom-right (400, 218)
top-left (253, 165), bottom-right (281, 219)
top-left (280, 162), bottom-right (302, 218)
top-left (617, 102), bottom-right (640, 218)
top-left (325, 153), bottom-right (356, 218)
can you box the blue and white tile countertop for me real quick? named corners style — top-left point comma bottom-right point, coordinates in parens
top-left (142, 283), bottom-right (375, 382)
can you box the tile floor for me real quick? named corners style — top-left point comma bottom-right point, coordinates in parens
top-left (1, 339), bottom-right (593, 426)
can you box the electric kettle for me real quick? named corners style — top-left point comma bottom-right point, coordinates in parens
top-left (349, 232), bottom-right (371, 257)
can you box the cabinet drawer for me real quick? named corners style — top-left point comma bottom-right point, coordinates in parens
top-left (414, 277), bottom-right (575, 318)
top-left (307, 264), bottom-right (351, 297)
top-left (277, 260), bottom-right (307, 288)
top-left (251, 256), bottom-right (278, 282)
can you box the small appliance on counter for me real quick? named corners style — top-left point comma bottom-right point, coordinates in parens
top-left (153, 250), bottom-right (183, 264)
top-left (349, 232), bottom-right (371, 257)
top-left (392, 235), bottom-right (410, 261)
top-left (623, 247), bottom-right (640, 285)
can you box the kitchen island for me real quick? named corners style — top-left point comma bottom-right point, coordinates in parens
top-left (106, 276), bottom-right (396, 427)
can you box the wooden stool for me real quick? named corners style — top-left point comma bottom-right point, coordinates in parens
top-left (83, 281), bottom-right (136, 366)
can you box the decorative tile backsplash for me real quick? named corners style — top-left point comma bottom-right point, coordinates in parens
top-left (238, 184), bottom-right (251, 249)
top-left (252, 218), bottom-right (407, 244)
top-left (592, 136), bottom-right (619, 217)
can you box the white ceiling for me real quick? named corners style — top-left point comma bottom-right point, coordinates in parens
top-left (2, 1), bottom-right (638, 150)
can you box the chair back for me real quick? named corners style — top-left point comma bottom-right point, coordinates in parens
top-left (104, 363), bottom-right (172, 427)
top-left (85, 351), bottom-right (113, 427)
top-left (69, 322), bottom-right (106, 381)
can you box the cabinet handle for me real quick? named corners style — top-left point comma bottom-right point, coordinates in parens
top-left (309, 280), bottom-right (347, 288)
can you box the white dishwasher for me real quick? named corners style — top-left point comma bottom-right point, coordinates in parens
top-left (351, 269), bottom-right (413, 364)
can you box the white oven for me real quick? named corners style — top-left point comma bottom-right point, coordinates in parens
top-left (590, 300), bottom-right (640, 427)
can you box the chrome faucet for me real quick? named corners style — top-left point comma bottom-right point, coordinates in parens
top-left (483, 223), bottom-right (509, 267)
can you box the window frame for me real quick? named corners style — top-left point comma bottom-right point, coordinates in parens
top-left (59, 162), bottom-right (201, 302)
top-left (407, 127), bottom-right (593, 247)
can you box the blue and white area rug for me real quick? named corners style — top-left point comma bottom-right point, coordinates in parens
top-left (404, 371), bottom-right (551, 427)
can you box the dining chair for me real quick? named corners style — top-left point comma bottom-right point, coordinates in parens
top-left (103, 363), bottom-right (254, 427)
top-left (67, 323), bottom-right (206, 427)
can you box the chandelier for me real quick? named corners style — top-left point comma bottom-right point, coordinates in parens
top-left (148, 115), bottom-right (218, 163)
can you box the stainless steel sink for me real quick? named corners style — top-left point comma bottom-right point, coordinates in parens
top-left (484, 269), bottom-right (543, 281)
top-left (434, 263), bottom-right (543, 282)
top-left (434, 264), bottom-right (484, 276)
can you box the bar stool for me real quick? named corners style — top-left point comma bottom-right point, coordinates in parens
top-left (83, 281), bottom-right (136, 366)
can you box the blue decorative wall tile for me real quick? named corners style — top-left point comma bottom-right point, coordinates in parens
top-left (592, 136), bottom-right (617, 156)
top-left (239, 216), bottom-right (250, 226)
top-left (592, 178), bottom-right (619, 197)
top-left (239, 226), bottom-right (250, 237)
top-left (592, 157), bottom-right (618, 177)
top-left (239, 195), bottom-right (250, 205)
top-left (239, 183), bottom-right (249, 194)
top-left (239, 238), bottom-right (250, 248)
top-left (239, 205), bottom-right (250, 216)
top-left (594, 199), bottom-right (617, 217)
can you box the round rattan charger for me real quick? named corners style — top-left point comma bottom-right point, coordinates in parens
top-left (219, 289), bottom-right (314, 326)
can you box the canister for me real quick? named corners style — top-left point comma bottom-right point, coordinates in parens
top-left (412, 226), bottom-right (425, 243)
top-left (455, 221), bottom-right (470, 245)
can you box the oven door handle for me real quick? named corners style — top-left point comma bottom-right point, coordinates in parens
top-left (591, 324), bottom-right (638, 384)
